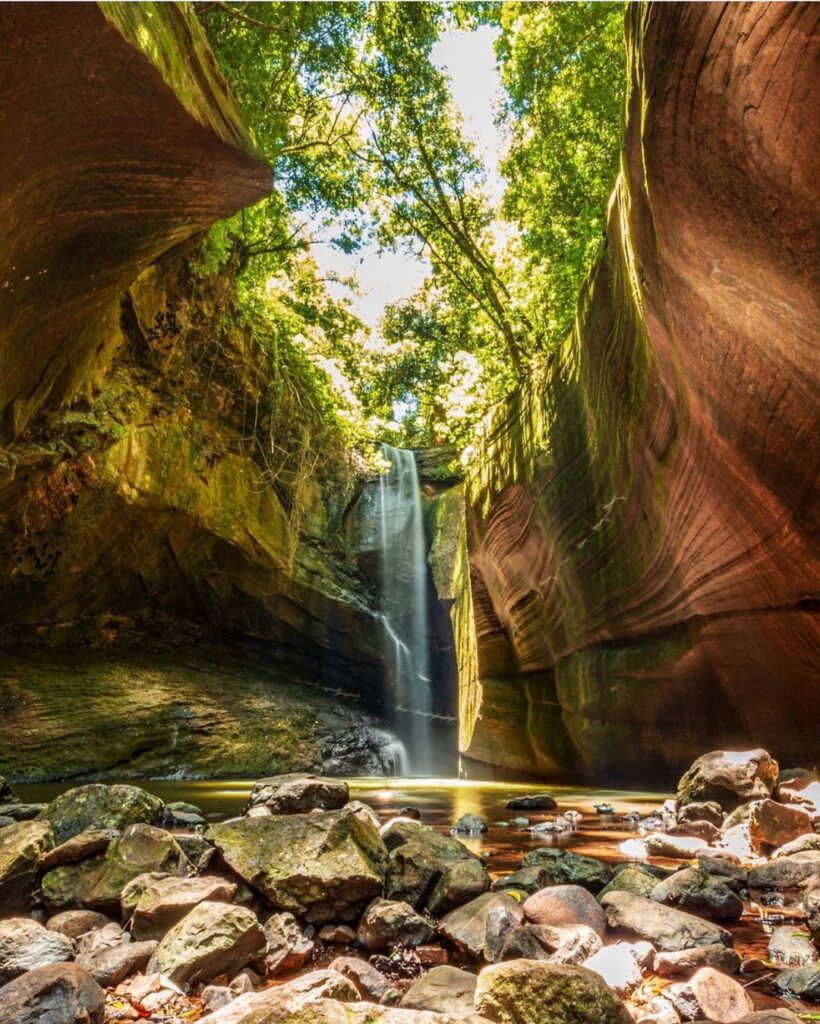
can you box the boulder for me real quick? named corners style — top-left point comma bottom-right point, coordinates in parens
top-left (667, 966), bottom-right (754, 1021)
top-left (582, 942), bottom-right (645, 996)
top-left (319, 924), bottom-right (356, 944)
top-left (654, 944), bottom-right (741, 977)
top-left (600, 892), bottom-right (732, 951)
top-left (147, 900), bottom-right (266, 990)
top-left (667, 821), bottom-right (720, 845)
top-left (474, 959), bottom-right (632, 1024)
top-left (39, 784), bottom-right (163, 844)
top-left (46, 909), bottom-right (111, 941)
top-left (273, 1001), bottom-right (493, 1024)
top-left (39, 829), bottom-right (117, 871)
top-left (131, 875), bottom-right (237, 940)
top-left (767, 926), bottom-right (817, 967)
top-left (519, 849), bottom-right (611, 893)
top-left (330, 956), bottom-right (390, 1001)
top-left (74, 921), bottom-right (126, 957)
top-left (523, 884), bottom-right (606, 937)
top-left (453, 814), bottom-right (488, 835)
top-left (246, 775), bottom-right (349, 815)
top-left (678, 803), bottom-right (724, 828)
top-left (506, 794), bottom-right (557, 811)
top-left (197, 968), bottom-right (359, 1024)
top-left (207, 809), bottom-right (387, 923)
top-left (644, 834), bottom-right (708, 859)
top-left (265, 911), bottom-right (315, 976)
top-left (676, 751), bottom-right (778, 812)
top-left (76, 938), bottom-right (158, 986)
top-left (748, 851), bottom-right (820, 890)
top-left (0, 804), bottom-right (46, 822)
top-left (775, 962), bottom-right (820, 1001)
top-left (483, 904), bottom-right (523, 964)
top-left (345, 801), bottom-right (383, 831)
top-left (598, 867), bottom-right (657, 900)
top-left (41, 823), bottom-right (188, 911)
top-left (0, 918), bottom-right (73, 984)
top-left (696, 854), bottom-right (747, 884)
top-left (650, 868), bottom-right (743, 922)
top-left (772, 832), bottom-right (820, 858)
top-left (804, 886), bottom-right (820, 948)
top-left (177, 833), bottom-right (217, 872)
top-left (0, 819), bottom-right (53, 914)
top-left (383, 821), bottom-right (490, 914)
top-left (0, 962), bottom-right (105, 1024)
top-left (492, 867), bottom-right (549, 895)
top-left (358, 898), bottom-right (434, 951)
top-left (501, 923), bottom-right (601, 964)
top-left (748, 799), bottom-right (813, 852)
top-left (437, 892), bottom-right (524, 960)
top-left (400, 965), bottom-right (476, 1013)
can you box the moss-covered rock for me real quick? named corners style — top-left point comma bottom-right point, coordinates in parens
top-left (40, 784), bottom-right (163, 844)
top-left (0, 819), bottom-right (53, 914)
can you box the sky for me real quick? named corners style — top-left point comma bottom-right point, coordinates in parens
top-left (310, 24), bottom-right (503, 330)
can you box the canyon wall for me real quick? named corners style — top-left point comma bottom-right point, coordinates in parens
top-left (455, 2), bottom-right (820, 783)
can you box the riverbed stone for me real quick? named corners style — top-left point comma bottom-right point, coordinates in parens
top-left (400, 965), bottom-right (476, 1013)
top-left (131, 874), bottom-right (236, 940)
top-left (474, 959), bottom-right (632, 1024)
top-left (0, 819), bottom-right (53, 914)
top-left (768, 926), bottom-right (818, 967)
top-left (599, 866), bottom-right (657, 900)
top-left (650, 868), bottom-right (743, 922)
top-left (358, 898), bottom-right (435, 951)
top-left (519, 848), bottom-right (611, 893)
top-left (0, 918), bottom-right (74, 983)
top-left (772, 832), bottom-right (820, 858)
top-left (678, 802), bottom-right (724, 828)
top-left (748, 851), bottom-right (820, 890)
top-left (208, 809), bottom-right (387, 923)
top-left (453, 813), bottom-right (488, 835)
top-left (644, 834), bottom-right (708, 859)
top-left (804, 886), bottom-right (820, 948)
top-left (667, 966), bottom-right (754, 1021)
top-left (196, 968), bottom-right (359, 1024)
top-left (46, 909), bottom-right (111, 941)
top-left (437, 892), bottom-right (524, 960)
top-left (272, 1000), bottom-right (493, 1024)
top-left (0, 962), bottom-right (105, 1024)
top-left (41, 823), bottom-right (188, 911)
top-left (775, 962), bottom-right (820, 1001)
top-left (246, 774), bottom-right (349, 815)
top-left (582, 942), bottom-right (645, 996)
top-left (265, 911), bottom-right (315, 976)
top-left (654, 944), bottom-right (741, 977)
top-left (523, 884), bottom-right (606, 937)
top-left (39, 828), bottom-right (117, 871)
top-left (39, 784), bottom-right (164, 844)
top-left (600, 892), bottom-right (732, 951)
top-left (503, 923), bottom-right (602, 965)
top-left (77, 938), bottom-right (158, 986)
top-left (147, 900), bottom-right (265, 989)
top-left (492, 866), bottom-right (548, 895)
top-left (748, 799), bottom-right (813, 852)
top-left (331, 956), bottom-right (390, 1001)
top-left (507, 794), bottom-right (557, 811)
top-left (676, 750), bottom-right (778, 812)
top-left (0, 803), bottom-right (46, 822)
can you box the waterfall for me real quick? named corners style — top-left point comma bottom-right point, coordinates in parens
top-left (376, 444), bottom-right (433, 775)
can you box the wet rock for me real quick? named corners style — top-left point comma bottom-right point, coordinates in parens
top-left (0, 918), bottom-right (74, 983)
top-left (246, 774), bottom-right (349, 815)
top-left (748, 851), bottom-right (820, 890)
top-left (39, 784), bottom-right (164, 844)
top-left (474, 959), bottom-right (631, 1024)
top-left (520, 848), bottom-right (611, 893)
top-left (46, 909), bottom-right (111, 941)
top-left (438, 892), bottom-right (524, 960)
top-left (582, 942), bottom-right (646, 996)
top-left (599, 866), bottom-right (657, 900)
top-left (358, 898), bottom-right (434, 951)
top-left (650, 868), bottom-right (743, 922)
top-left (768, 926), bottom-right (818, 967)
top-left (676, 750), bottom-right (778, 813)
top-left (502, 923), bottom-right (602, 964)
top-left (654, 944), bottom-right (741, 977)
top-left (163, 801), bottom-right (206, 830)
top-left (330, 956), bottom-right (389, 1000)
top-left (523, 884), bottom-right (606, 937)
top-left (775, 962), bottom-right (820, 1001)
top-left (678, 802), bottom-right (724, 828)
top-left (667, 966), bottom-right (753, 1021)
top-left (41, 823), bottom-right (188, 911)
top-left (506, 794), bottom-right (557, 811)
top-left (265, 911), bottom-right (315, 976)
top-left (208, 809), bottom-right (387, 923)
top-left (77, 938), bottom-right (158, 986)
top-left (600, 892), bottom-right (732, 951)
top-left (383, 821), bottom-right (489, 914)
top-left (453, 814), bottom-right (488, 835)
top-left (131, 874), bottom-right (236, 940)
top-left (491, 866), bottom-right (548, 895)
top-left (39, 828), bottom-right (117, 871)
top-left (696, 853), bottom-right (747, 884)
top-left (772, 832), bottom-right (820, 858)
top-left (197, 968), bottom-right (358, 1024)
top-left (320, 924), bottom-right (356, 944)
top-left (644, 834), bottom-right (708, 859)
top-left (147, 900), bottom-right (265, 990)
top-left (748, 799), bottom-right (813, 852)
top-left (400, 965), bottom-right (476, 1013)
top-left (0, 819), bottom-right (53, 914)
top-left (0, 962), bottom-right (105, 1024)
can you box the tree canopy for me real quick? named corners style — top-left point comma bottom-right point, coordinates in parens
top-left (196, 0), bottom-right (626, 459)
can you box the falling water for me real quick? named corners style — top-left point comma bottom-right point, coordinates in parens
top-left (376, 444), bottom-right (433, 774)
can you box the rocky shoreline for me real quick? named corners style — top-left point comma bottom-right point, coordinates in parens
top-left (0, 750), bottom-right (818, 1023)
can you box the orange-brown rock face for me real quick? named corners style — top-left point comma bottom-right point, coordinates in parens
top-left (458, 3), bottom-right (820, 783)
top-left (0, 3), bottom-right (271, 440)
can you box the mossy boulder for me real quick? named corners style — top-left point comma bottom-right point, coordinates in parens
top-left (474, 960), bottom-right (632, 1024)
top-left (0, 819), bottom-right (53, 914)
top-left (39, 784), bottom-right (163, 844)
top-left (207, 809), bottom-right (388, 922)
top-left (41, 823), bottom-right (188, 911)
top-left (519, 849), bottom-right (611, 894)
